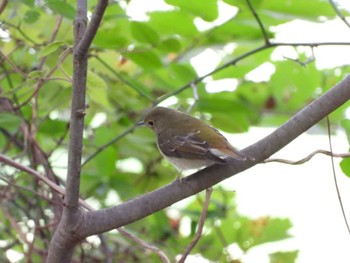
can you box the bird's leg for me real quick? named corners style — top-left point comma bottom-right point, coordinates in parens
top-left (176, 170), bottom-right (185, 183)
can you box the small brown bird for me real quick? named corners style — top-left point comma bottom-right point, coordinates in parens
top-left (138, 107), bottom-right (251, 171)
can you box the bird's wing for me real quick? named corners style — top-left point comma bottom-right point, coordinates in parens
top-left (157, 130), bottom-right (225, 163)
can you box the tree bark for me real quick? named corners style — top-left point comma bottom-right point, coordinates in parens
top-left (46, 0), bottom-right (109, 262)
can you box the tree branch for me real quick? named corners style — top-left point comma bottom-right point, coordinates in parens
top-left (178, 188), bottom-right (213, 263)
top-left (46, 1), bottom-right (109, 262)
top-left (78, 74), bottom-right (350, 237)
top-left (0, 153), bottom-right (93, 210)
top-left (75, 0), bottom-right (109, 58)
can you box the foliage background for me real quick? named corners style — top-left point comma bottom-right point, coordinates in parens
top-left (0, 0), bottom-right (350, 262)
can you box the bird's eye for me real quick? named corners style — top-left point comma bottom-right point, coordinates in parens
top-left (147, 120), bottom-right (154, 127)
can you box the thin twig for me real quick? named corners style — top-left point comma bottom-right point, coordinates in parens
top-left (326, 117), bottom-right (350, 236)
top-left (245, 0), bottom-right (270, 44)
top-left (282, 55), bottom-right (315, 67)
top-left (118, 227), bottom-right (171, 263)
top-left (57, 47), bottom-right (73, 81)
top-left (38, 16), bottom-right (63, 70)
top-left (49, 16), bottom-right (63, 43)
top-left (155, 41), bottom-right (350, 105)
top-left (186, 83), bottom-right (199, 113)
top-left (0, 176), bottom-right (61, 205)
top-left (47, 123), bottom-right (70, 158)
top-left (82, 123), bottom-right (139, 167)
top-left (178, 188), bottom-right (213, 263)
top-left (0, 50), bottom-right (29, 78)
top-left (0, 153), bottom-right (92, 210)
top-left (13, 63), bottom-right (62, 110)
top-left (329, 0), bottom-right (350, 29)
top-left (43, 77), bottom-right (72, 83)
top-left (2, 208), bottom-right (29, 244)
top-left (264, 150), bottom-right (350, 165)
top-left (1, 21), bottom-right (38, 45)
top-left (93, 55), bottom-right (153, 102)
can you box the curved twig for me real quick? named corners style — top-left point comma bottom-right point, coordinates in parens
top-left (178, 188), bottom-right (213, 263)
top-left (93, 55), bottom-right (153, 102)
top-left (118, 227), bottom-right (171, 263)
top-left (326, 117), bottom-right (350, 235)
top-left (265, 150), bottom-right (350, 165)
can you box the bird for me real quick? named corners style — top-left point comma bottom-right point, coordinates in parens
top-left (138, 106), bottom-right (252, 172)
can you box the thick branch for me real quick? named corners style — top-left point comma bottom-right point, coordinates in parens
top-left (78, 74), bottom-right (350, 237)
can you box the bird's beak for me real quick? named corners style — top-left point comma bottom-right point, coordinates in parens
top-left (137, 120), bottom-right (146, 126)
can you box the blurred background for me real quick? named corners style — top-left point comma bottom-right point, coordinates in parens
top-left (1, 0), bottom-right (350, 262)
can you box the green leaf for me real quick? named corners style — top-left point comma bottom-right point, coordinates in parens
top-left (341, 119), bottom-right (350, 144)
top-left (148, 11), bottom-right (198, 37)
top-left (125, 50), bottom-right (163, 69)
top-left (270, 60), bottom-right (321, 111)
top-left (270, 251), bottom-right (299, 263)
top-left (131, 22), bottom-right (159, 46)
top-left (158, 37), bottom-right (181, 52)
top-left (19, 0), bottom-right (34, 7)
top-left (221, 216), bottom-right (292, 252)
top-left (211, 112), bottom-right (250, 133)
top-left (207, 12), bottom-right (274, 42)
top-left (0, 133), bottom-right (6, 151)
top-left (340, 156), bottom-right (350, 178)
top-left (108, 172), bottom-right (137, 200)
top-left (0, 113), bottom-right (22, 133)
top-left (28, 70), bottom-right (43, 78)
top-left (87, 71), bottom-right (111, 108)
top-left (148, 211), bottom-right (172, 240)
top-left (213, 48), bottom-right (273, 79)
top-left (38, 41), bottom-right (66, 57)
top-left (102, 2), bottom-right (126, 21)
top-left (196, 96), bottom-right (253, 133)
top-left (169, 64), bottom-right (197, 84)
top-left (93, 3), bottom-right (131, 49)
top-left (236, 81), bottom-right (270, 109)
top-left (24, 10), bottom-right (41, 24)
top-left (165, 0), bottom-right (218, 22)
top-left (93, 20), bottom-right (131, 49)
top-left (46, 0), bottom-right (76, 20)
top-left (224, 0), bottom-right (262, 8)
top-left (93, 26), bottom-right (130, 49)
top-left (261, 0), bottom-right (335, 20)
top-left (39, 119), bottom-right (68, 135)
